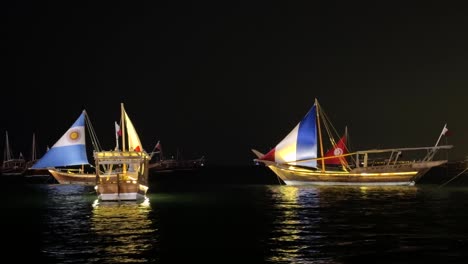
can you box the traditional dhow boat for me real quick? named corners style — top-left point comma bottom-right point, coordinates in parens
top-left (94, 103), bottom-right (149, 201)
top-left (252, 98), bottom-right (453, 186)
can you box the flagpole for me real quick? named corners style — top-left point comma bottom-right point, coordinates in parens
top-left (115, 121), bottom-right (120, 151)
top-left (434, 123), bottom-right (447, 147)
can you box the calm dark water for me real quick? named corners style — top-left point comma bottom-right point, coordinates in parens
top-left (3, 177), bottom-right (468, 263)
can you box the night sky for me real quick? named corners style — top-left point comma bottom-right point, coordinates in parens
top-left (2, 1), bottom-right (468, 165)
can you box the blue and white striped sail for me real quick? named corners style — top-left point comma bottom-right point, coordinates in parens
top-left (261, 104), bottom-right (318, 167)
top-left (31, 111), bottom-right (89, 168)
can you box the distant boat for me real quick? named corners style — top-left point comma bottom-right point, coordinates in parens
top-left (1, 131), bottom-right (26, 176)
top-left (148, 141), bottom-right (205, 173)
top-left (31, 110), bottom-right (113, 185)
top-left (94, 103), bottom-right (149, 201)
top-left (252, 98), bottom-right (453, 186)
top-left (23, 133), bottom-right (52, 181)
top-left (25, 133), bottom-right (38, 169)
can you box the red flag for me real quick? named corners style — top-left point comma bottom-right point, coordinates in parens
top-left (324, 135), bottom-right (348, 165)
top-left (115, 121), bottom-right (122, 137)
top-left (155, 141), bottom-right (161, 150)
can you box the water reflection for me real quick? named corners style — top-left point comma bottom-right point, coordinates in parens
top-left (266, 185), bottom-right (420, 263)
top-left (266, 186), bottom-right (324, 263)
top-left (90, 198), bottom-right (158, 263)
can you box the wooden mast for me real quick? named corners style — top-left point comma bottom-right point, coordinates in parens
top-left (315, 99), bottom-right (325, 172)
top-left (121, 103), bottom-right (126, 170)
top-left (119, 103), bottom-right (126, 198)
top-left (31, 133), bottom-right (36, 162)
top-left (4, 131), bottom-right (11, 161)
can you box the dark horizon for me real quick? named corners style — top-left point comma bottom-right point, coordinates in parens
top-left (2, 1), bottom-right (467, 165)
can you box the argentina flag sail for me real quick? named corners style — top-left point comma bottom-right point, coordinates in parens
top-left (31, 111), bottom-right (89, 168)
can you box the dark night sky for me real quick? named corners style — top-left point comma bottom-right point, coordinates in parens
top-left (2, 1), bottom-right (468, 165)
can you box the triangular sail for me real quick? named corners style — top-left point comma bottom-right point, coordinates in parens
top-left (124, 111), bottom-right (143, 152)
top-left (120, 104), bottom-right (148, 174)
top-left (261, 103), bottom-right (318, 168)
top-left (31, 111), bottom-right (89, 169)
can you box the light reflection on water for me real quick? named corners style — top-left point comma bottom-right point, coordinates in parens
top-left (265, 185), bottom-right (420, 263)
top-left (90, 198), bottom-right (157, 263)
top-left (40, 185), bottom-right (158, 263)
top-left (5, 183), bottom-right (468, 263)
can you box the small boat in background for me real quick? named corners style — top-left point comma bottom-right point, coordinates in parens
top-left (148, 141), bottom-right (205, 173)
top-left (1, 131), bottom-right (26, 176)
top-left (23, 133), bottom-right (53, 182)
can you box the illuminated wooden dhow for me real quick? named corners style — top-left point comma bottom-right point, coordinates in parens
top-left (94, 103), bottom-right (149, 201)
top-left (94, 151), bottom-right (149, 201)
top-left (252, 99), bottom-right (453, 186)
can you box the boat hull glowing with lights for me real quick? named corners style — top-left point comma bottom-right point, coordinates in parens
top-left (262, 160), bottom-right (447, 186)
top-left (94, 177), bottom-right (148, 201)
top-left (252, 98), bottom-right (452, 186)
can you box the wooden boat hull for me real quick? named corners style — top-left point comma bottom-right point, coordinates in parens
top-left (267, 160), bottom-right (448, 186)
top-left (94, 150), bottom-right (150, 202)
top-left (49, 169), bottom-right (118, 185)
top-left (49, 169), bottom-right (96, 185)
top-left (96, 181), bottom-right (148, 201)
top-left (149, 158), bottom-right (204, 173)
top-left (1, 159), bottom-right (26, 176)
top-left (1, 170), bottom-right (25, 176)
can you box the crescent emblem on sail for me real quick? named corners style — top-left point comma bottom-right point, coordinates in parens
top-left (334, 148), bottom-right (343, 156)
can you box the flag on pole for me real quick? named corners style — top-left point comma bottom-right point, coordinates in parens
top-left (115, 121), bottom-right (122, 137)
top-left (115, 121), bottom-right (121, 150)
top-left (155, 141), bottom-right (161, 151)
top-left (441, 125), bottom-right (450, 136)
top-left (324, 134), bottom-right (348, 165)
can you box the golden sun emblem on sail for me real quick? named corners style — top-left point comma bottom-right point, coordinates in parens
top-left (68, 130), bottom-right (81, 141)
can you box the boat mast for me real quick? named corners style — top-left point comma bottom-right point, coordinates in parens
top-left (32, 133), bottom-right (36, 161)
top-left (315, 99), bottom-right (325, 172)
top-left (121, 103), bottom-right (127, 173)
top-left (433, 123), bottom-right (447, 148)
top-left (4, 131), bottom-right (11, 161)
top-left (423, 123), bottom-right (448, 161)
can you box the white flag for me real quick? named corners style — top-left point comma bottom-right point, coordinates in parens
top-left (442, 126), bottom-right (449, 136)
top-left (115, 121), bottom-right (121, 150)
top-left (115, 122), bottom-right (121, 137)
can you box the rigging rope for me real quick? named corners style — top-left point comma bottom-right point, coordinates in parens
top-left (438, 167), bottom-right (468, 188)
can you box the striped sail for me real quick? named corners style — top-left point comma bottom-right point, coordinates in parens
top-left (31, 111), bottom-right (89, 168)
top-left (262, 104), bottom-right (318, 168)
